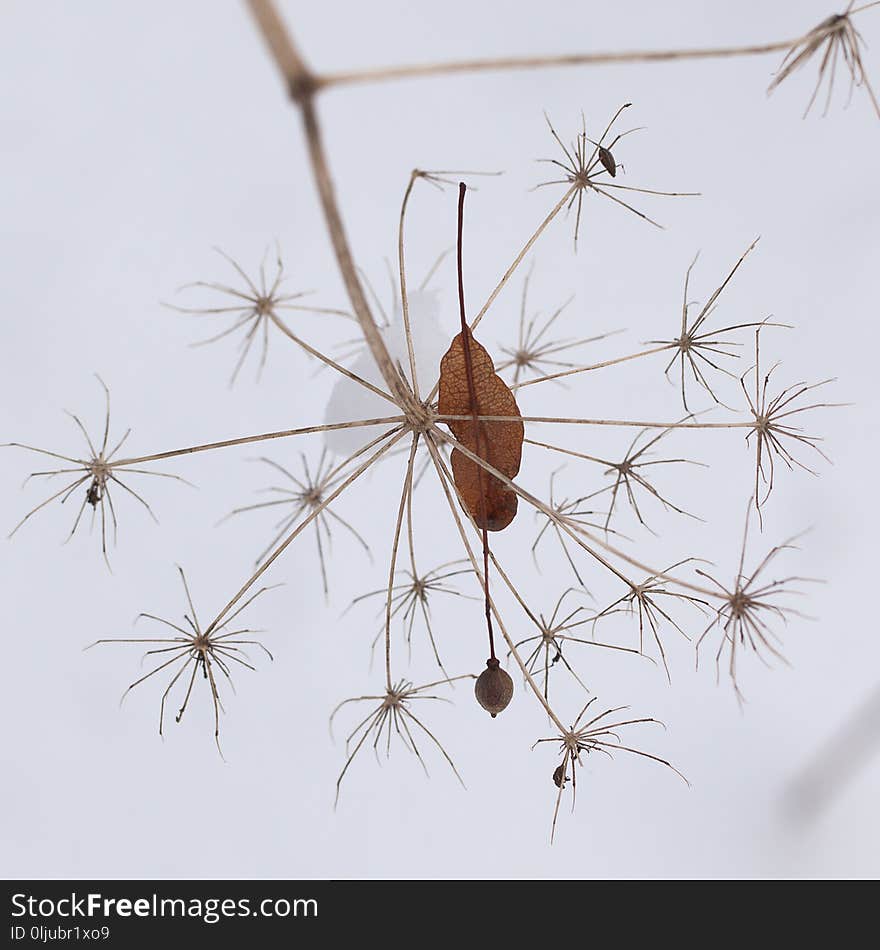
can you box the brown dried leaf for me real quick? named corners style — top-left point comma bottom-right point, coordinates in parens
top-left (438, 328), bottom-right (524, 531)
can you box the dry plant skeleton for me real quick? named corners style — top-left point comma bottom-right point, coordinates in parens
top-left (5, 0), bottom-right (870, 841)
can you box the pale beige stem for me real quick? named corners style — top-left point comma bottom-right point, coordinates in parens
top-left (268, 312), bottom-right (396, 404)
top-left (471, 186), bottom-right (577, 335)
top-left (398, 171), bottom-right (422, 400)
top-left (512, 342), bottom-right (676, 391)
top-left (245, 0), bottom-right (411, 408)
top-left (316, 40), bottom-right (797, 90)
top-left (245, 0), bottom-right (311, 92)
top-left (384, 435), bottom-right (419, 691)
top-left (436, 414), bottom-right (752, 429)
top-left (112, 416), bottom-right (406, 468)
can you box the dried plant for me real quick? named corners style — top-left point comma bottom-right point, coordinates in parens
top-left (530, 468), bottom-right (628, 587)
top-left (528, 422), bottom-right (705, 534)
top-left (6, 0), bottom-right (871, 844)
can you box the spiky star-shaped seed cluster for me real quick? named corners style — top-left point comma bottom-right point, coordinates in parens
top-left (695, 504), bottom-right (817, 702)
top-left (534, 697), bottom-right (688, 841)
top-left (87, 567), bottom-right (276, 756)
top-left (4, 375), bottom-right (187, 570)
top-left (168, 246), bottom-right (352, 384)
top-left (528, 422), bottom-right (703, 535)
top-left (589, 560), bottom-right (710, 682)
top-left (530, 468), bottom-right (627, 587)
top-left (221, 449), bottom-right (371, 598)
top-left (741, 329), bottom-right (839, 519)
top-left (329, 675), bottom-right (474, 804)
top-left (537, 104), bottom-right (699, 247)
top-left (510, 587), bottom-right (640, 704)
top-left (347, 560), bottom-right (477, 673)
top-left (495, 268), bottom-right (622, 388)
top-left (647, 240), bottom-right (788, 411)
top-left (768, 1), bottom-right (880, 119)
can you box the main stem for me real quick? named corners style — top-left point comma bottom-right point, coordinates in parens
top-left (245, 0), bottom-right (410, 409)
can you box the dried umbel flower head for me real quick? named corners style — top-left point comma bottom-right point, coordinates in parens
top-left (590, 560), bottom-right (710, 683)
top-left (537, 105), bottom-right (698, 246)
top-left (740, 329), bottom-right (840, 519)
top-left (3, 375), bottom-right (188, 570)
top-left (495, 267), bottom-right (621, 389)
top-left (533, 697), bottom-right (688, 842)
top-left (330, 675), bottom-right (474, 804)
top-left (768, 2), bottom-right (880, 118)
top-left (474, 658), bottom-right (514, 717)
top-left (167, 246), bottom-right (351, 384)
top-left (347, 560), bottom-right (477, 673)
top-left (695, 502), bottom-right (818, 703)
top-left (220, 448), bottom-right (372, 599)
top-left (86, 567), bottom-right (276, 757)
top-left (646, 240), bottom-right (788, 412)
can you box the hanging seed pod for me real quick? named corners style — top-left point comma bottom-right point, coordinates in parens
top-left (474, 657), bottom-right (513, 717)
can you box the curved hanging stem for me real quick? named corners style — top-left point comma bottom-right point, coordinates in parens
top-left (456, 182), bottom-right (497, 662)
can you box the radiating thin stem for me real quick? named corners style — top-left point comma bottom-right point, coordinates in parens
top-left (436, 413), bottom-right (752, 430)
top-left (113, 416), bottom-right (406, 468)
top-left (513, 342), bottom-right (675, 390)
top-left (316, 39), bottom-right (798, 91)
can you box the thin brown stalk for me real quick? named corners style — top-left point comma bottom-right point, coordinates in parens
top-left (317, 41), bottom-right (797, 91)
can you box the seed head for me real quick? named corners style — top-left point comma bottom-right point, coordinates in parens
top-left (474, 657), bottom-right (514, 717)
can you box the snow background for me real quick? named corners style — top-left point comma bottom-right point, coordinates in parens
top-left (1, 0), bottom-right (878, 879)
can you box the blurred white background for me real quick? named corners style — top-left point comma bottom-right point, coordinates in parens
top-left (1, 0), bottom-right (878, 879)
